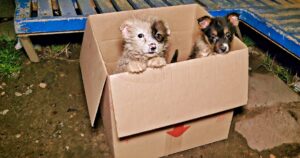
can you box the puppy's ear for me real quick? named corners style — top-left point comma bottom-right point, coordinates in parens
top-left (165, 22), bottom-right (171, 36)
top-left (150, 18), bottom-right (171, 36)
top-left (227, 12), bottom-right (240, 27)
top-left (197, 16), bottom-right (212, 30)
top-left (162, 21), bottom-right (171, 36)
top-left (120, 21), bottom-right (132, 38)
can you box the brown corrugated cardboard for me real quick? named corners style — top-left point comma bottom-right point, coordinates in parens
top-left (101, 84), bottom-right (233, 157)
top-left (80, 4), bottom-right (248, 157)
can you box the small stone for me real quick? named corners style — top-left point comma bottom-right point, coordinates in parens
top-left (60, 73), bottom-right (65, 77)
top-left (1, 92), bottom-right (5, 96)
top-left (25, 60), bottom-right (31, 65)
top-left (80, 133), bottom-right (84, 137)
top-left (65, 146), bottom-right (70, 151)
top-left (24, 89), bottom-right (33, 95)
top-left (103, 153), bottom-right (110, 157)
top-left (59, 122), bottom-right (64, 127)
top-left (293, 81), bottom-right (300, 93)
top-left (35, 140), bottom-right (39, 143)
top-left (2, 82), bottom-right (6, 86)
top-left (11, 72), bottom-right (20, 79)
top-left (15, 92), bottom-right (22, 97)
top-left (15, 134), bottom-right (21, 138)
top-left (270, 154), bottom-right (276, 158)
top-left (39, 83), bottom-right (47, 88)
top-left (0, 86), bottom-right (3, 89)
top-left (34, 44), bottom-right (42, 52)
top-left (0, 109), bottom-right (9, 115)
top-left (99, 143), bottom-right (109, 152)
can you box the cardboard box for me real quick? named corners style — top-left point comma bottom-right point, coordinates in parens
top-left (101, 89), bottom-right (233, 158)
top-left (80, 4), bottom-right (248, 158)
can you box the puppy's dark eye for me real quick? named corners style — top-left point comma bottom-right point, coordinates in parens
top-left (138, 33), bottom-right (144, 38)
top-left (156, 34), bottom-right (161, 39)
top-left (225, 32), bottom-right (232, 39)
top-left (210, 35), bottom-right (219, 43)
top-left (155, 33), bottom-right (164, 42)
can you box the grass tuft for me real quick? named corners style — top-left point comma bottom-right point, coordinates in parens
top-left (243, 35), bottom-right (255, 47)
top-left (0, 35), bottom-right (22, 79)
top-left (262, 54), bottom-right (293, 84)
top-left (50, 44), bottom-right (65, 54)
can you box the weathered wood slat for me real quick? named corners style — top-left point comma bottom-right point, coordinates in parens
top-left (247, 0), bottom-right (265, 7)
top-left (20, 37), bottom-right (40, 62)
top-left (218, 0), bottom-right (235, 7)
top-left (77, 0), bottom-right (96, 15)
top-left (15, 0), bottom-right (31, 19)
top-left (162, 0), bottom-right (182, 5)
top-left (275, 0), bottom-right (293, 5)
top-left (38, 0), bottom-right (53, 17)
top-left (181, 0), bottom-right (197, 4)
top-left (32, 0), bottom-right (38, 11)
top-left (94, 0), bottom-right (116, 13)
top-left (197, 0), bottom-right (216, 8)
top-left (111, 0), bottom-right (133, 11)
top-left (144, 0), bottom-right (168, 7)
top-left (15, 16), bottom-right (87, 34)
top-left (257, 0), bottom-right (280, 6)
top-left (57, 0), bottom-right (77, 16)
top-left (51, 0), bottom-right (59, 10)
top-left (128, 0), bottom-right (151, 9)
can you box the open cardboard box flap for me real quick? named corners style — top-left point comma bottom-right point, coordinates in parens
top-left (80, 4), bottom-right (248, 138)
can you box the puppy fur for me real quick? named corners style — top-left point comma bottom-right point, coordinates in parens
top-left (189, 13), bottom-right (240, 59)
top-left (115, 17), bottom-right (170, 73)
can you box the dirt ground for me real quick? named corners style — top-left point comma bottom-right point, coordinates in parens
top-left (1, 1), bottom-right (300, 156)
top-left (0, 39), bottom-right (299, 158)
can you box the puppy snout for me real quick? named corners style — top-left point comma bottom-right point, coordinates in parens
top-left (150, 43), bottom-right (157, 51)
top-left (220, 44), bottom-right (229, 53)
top-left (220, 46), bottom-right (227, 52)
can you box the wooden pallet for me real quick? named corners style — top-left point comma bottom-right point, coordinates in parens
top-left (15, 0), bottom-right (300, 62)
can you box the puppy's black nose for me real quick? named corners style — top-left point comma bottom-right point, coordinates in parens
top-left (150, 43), bottom-right (157, 51)
top-left (220, 45), bottom-right (227, 52)
top-left (151, 46), bottom-right (156, 51)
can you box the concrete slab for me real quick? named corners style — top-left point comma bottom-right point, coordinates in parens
top-left (235, 105), bottom-right (300, 151)
top-left (247, 72), bottom-right (300, 109)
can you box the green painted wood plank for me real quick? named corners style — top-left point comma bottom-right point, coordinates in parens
top-left (38, 0), bottom-right (53, 17)
top-left (94, 0), bottom-right (116, 13)
top-left (57, 0), bottom-right (77, 16)
top-left (111, 0), bottom-right (133, 11)
top-left (77, 0), bottom-right (96, 15)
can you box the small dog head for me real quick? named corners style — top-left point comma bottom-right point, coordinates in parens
top-left (197, 13), bottom-right (240, 54)
top-left (120, 18), bottom-right (170, 57)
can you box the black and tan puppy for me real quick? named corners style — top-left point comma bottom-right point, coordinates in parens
top-left (189, 13), bottom-right (240, 59)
